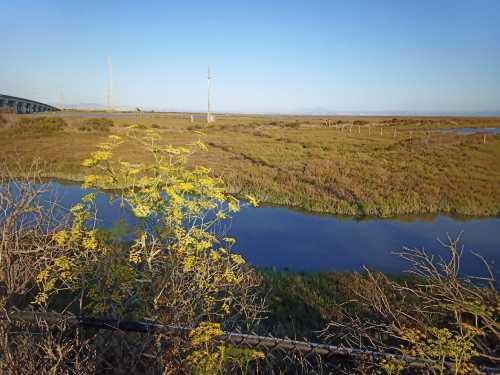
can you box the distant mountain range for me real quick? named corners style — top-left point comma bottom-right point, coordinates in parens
top-left (56, 103), bottom-right (107, 110)
top-left (53, 103), bottom-right (500, 117)
top-left (295, 107), bottom-right (500, 117)
top-left (56, 103), bottom-right (146, 111)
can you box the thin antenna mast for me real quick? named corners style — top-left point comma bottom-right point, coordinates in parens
top-left (60, 91), bottom-right (65, 110)
top-left (107, 56), bottom-right (113, 111)
top-left (207, 65), bottom-right (211, 123)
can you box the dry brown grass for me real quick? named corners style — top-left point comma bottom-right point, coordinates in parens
top-left (321, 238), bottom-right (500, 373)
top-left (1, 112), bottom-right (499, 216)
top-left (0, 157), bottom-right (267, 374)
top-left (0, 144), bottom-right (498, 374)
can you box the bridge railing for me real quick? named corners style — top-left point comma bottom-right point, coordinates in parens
top-left (0, 94), bottom-right (59, 114)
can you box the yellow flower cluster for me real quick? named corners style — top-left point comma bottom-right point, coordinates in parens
top-left (223, 270), bottom-right (236, 284)
top-left (210, 251), bottom-right (221, 261)
top-left (34, 256), bottom-right (76, 306)
top-left (53, 230), bottom-right (69, 246)
top-left (128, 246), bottom-right (142, 264)
top-left (223, 237), bottom-right (236, 246)
top-left (69, 203), bottom-right (85, 213)
top-left (82, 230), bottom-right (98, 251)
top-left (53, 256), bottom-right (75, 282)
top-left (400, 326), bottom-right (480, 374)
top-left (244, 194), bottom-right (259, 207)
top-left (188, 322), bottom-right (264, 374)
top-left (82, 192), bottom-right (96, 203)
top-left (131, 203), bottom-right (152, 218)
top-left (189, 322), bottom-right (223, 348)
top-left (35, 131), bottom-right (259, 374)
top-left (230, 254), bottom-right (245, 265)
top-left (82, 174), bottom-right (98, 189)
top-left (228, 196), bottom-right (240, 213)
top-left (183, 255), bottom-right (196, 272)
top-left (221, 299), bottom-right (230, 314)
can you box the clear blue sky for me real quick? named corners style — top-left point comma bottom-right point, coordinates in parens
top-left (1, 0), bottom-right (499, 114)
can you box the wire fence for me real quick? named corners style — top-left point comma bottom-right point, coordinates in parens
top-left (2, 310), bottom-right (499, 374)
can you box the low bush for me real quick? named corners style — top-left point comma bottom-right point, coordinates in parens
top-left (0, 132), bottom-right (266, 373)
top-left (0, 141), bottom-right (498, 373)
top-left (353, 120), bottom-right (368, 125)
top-left (0, 113), bottom-right (17, 128)
top-left (78, 118), bottom-right (114, 132)
top-left (280, 121), bottom-right (300, 129)
top-left (13, 117), bottom-right (67, 135)
top-left (322, 239), bottom-right (499, 374)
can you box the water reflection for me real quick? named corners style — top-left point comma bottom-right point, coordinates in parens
top-left (439, 127), bottom-right (500, 135)
top-left (24, 182), bottom-right (500, 277)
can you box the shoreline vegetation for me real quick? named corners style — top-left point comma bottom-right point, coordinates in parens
top-left (4, 176), bottom-right (497, 225)
top-left (1, 132), bottom-right (498, 373)
top-left (1, 112), bottom-right (500, 217)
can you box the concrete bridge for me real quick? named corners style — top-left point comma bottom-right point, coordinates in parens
top-left (0, 94), bottom-right (59, 114)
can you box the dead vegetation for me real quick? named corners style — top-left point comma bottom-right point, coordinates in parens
top-left (77, 118), bottom-right (114, 132)
top-left (0, 145), bottom-right (498, 373)
top-left (321, 238), bottom-right (499, 374)
top-left (0, 113), bottom-right (499, 217)
top-left (0, 157), bottom-right (266, 373)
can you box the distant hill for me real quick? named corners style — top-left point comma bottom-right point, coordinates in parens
top-left (294, 108), bottom-right (500, 117)
top-left (58, 103), bottom-right (107, 110)
top-left (51, 103), bottom-right (500, 117)
top-left (58, 103), bottom-right (142, 112)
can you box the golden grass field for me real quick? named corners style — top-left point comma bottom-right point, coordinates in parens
top-left (1, 111), bottom-right (500, 217)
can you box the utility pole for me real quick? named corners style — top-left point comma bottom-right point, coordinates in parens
top-left (207, 65), bottom-right (211, 123)
top-left (107, 56), bottom-right (113, 111)
top-left (60, 91), bottom-right (65, 110)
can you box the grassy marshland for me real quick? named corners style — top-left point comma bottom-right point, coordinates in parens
top-left (1, 112), bottom-right (500, 217)
top-left (1, 129), bottom-right (498, 373)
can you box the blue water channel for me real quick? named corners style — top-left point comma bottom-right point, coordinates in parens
top-left (16, 181), bottom-right (500, 277)
top-left (439, 127), bottom-right (500, 135)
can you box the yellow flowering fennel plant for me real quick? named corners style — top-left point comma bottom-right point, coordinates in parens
top-left (326, 241), bottom-right (499, 375)
top-left (33, 129), bottom-right (265, 372)
top-left (187, 322), bottom-right (265, 375)
top-left (398, 325), bottom-right (482, 375)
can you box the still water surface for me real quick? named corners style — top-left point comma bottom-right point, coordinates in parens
top-left (439, 127), bottom-right (500, 135)
top-left (39, 182), bottom-right (500, 276)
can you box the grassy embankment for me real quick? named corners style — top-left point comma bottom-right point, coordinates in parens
top-left (1, 115), bottom-right (498, 372)
top-left (259, 270), bottom-right (416, 341)
top-left (1, 112), bottom-right (500, 217)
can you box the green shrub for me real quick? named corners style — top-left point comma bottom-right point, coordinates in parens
top-left (78, 118), bottom-right (114, 132)
top-left (25, 132), bottom-right (263, 372)
top-left (353, 120), bottom-right (368, 125)
top-left (14, 117), bottom-right (67, 135)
